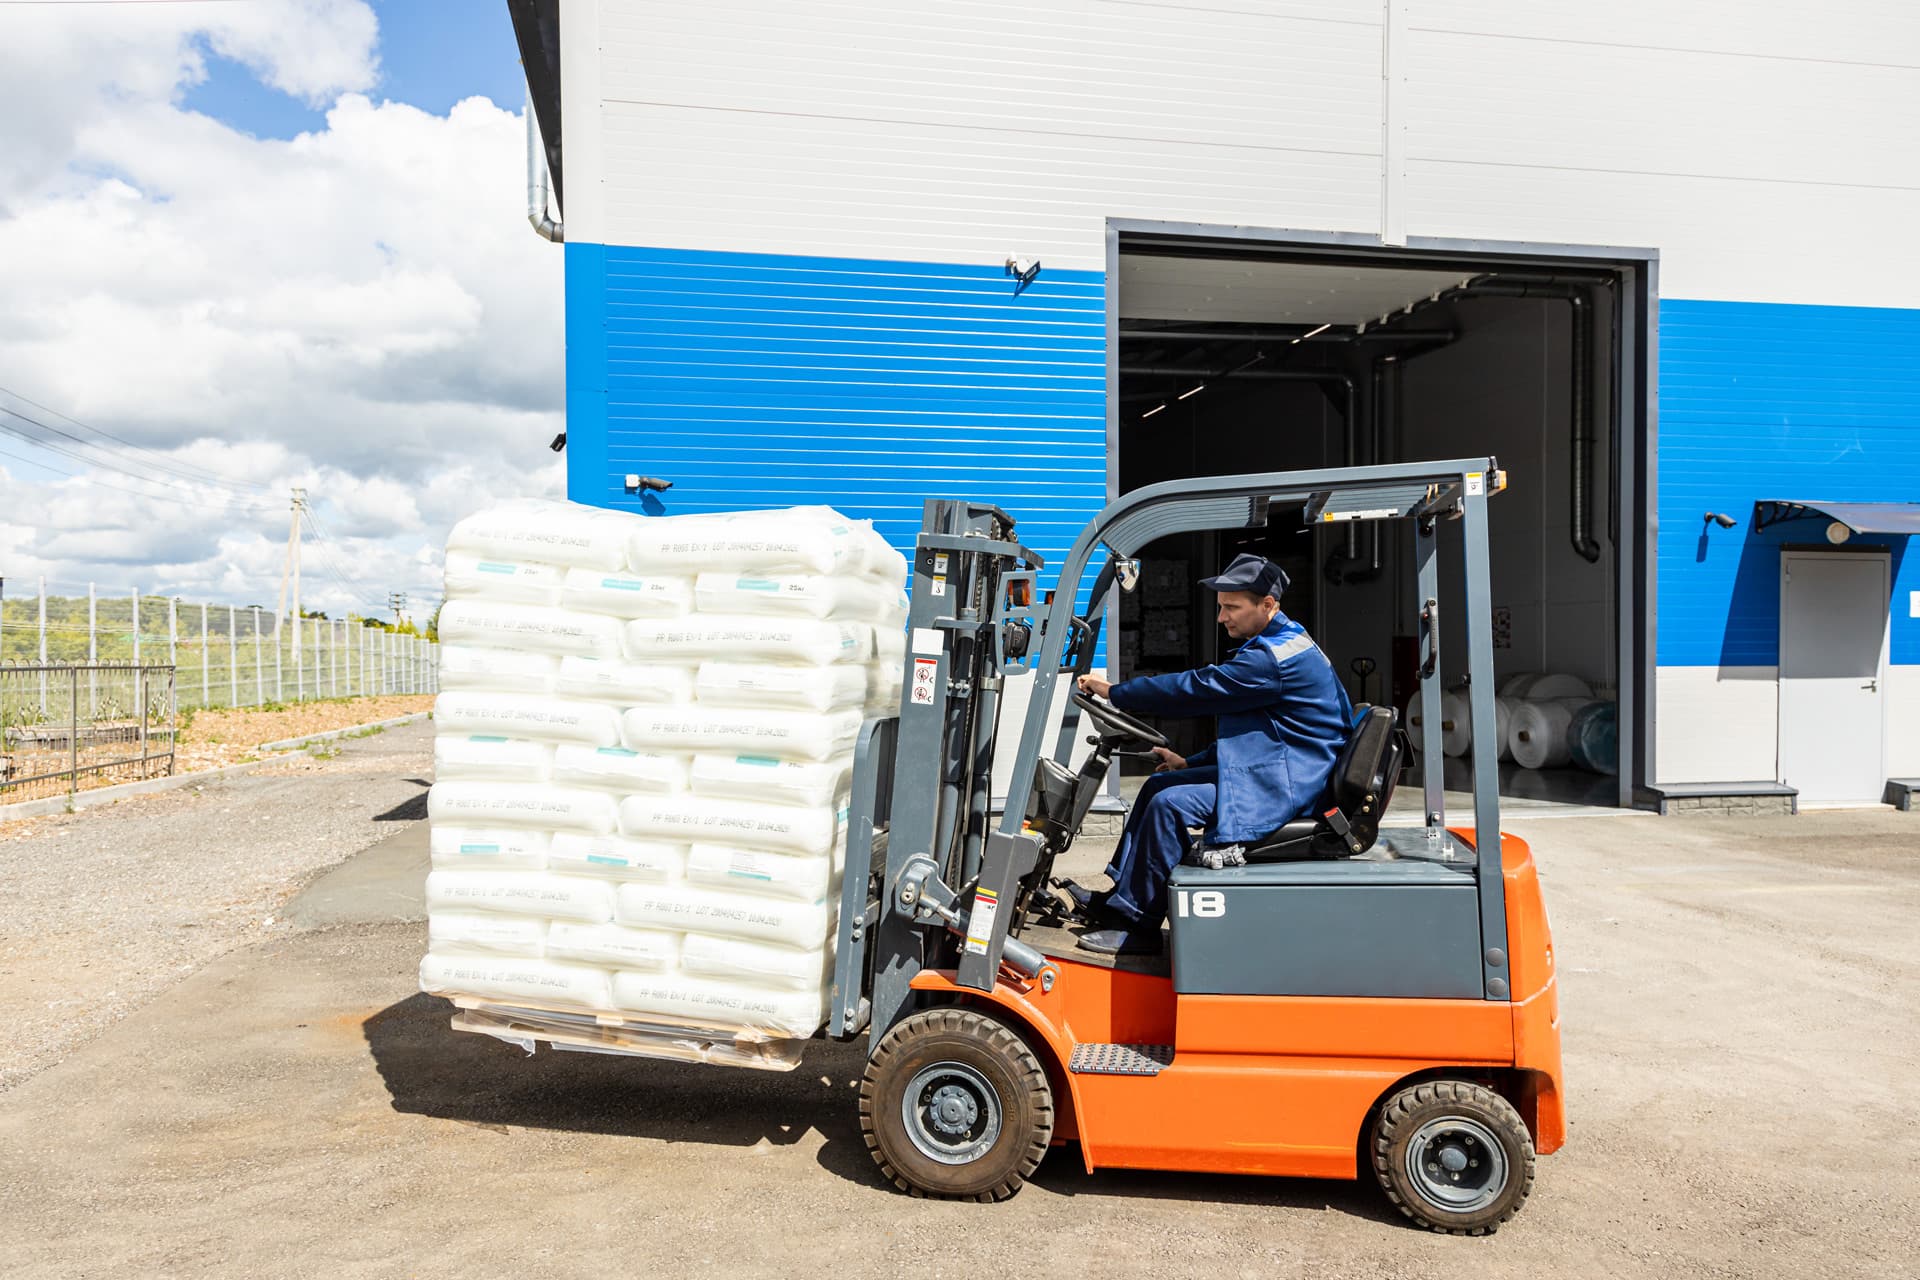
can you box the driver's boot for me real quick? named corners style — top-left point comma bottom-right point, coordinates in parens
top-left (1054, 879), bottom-right (1110, 922)
top-left (1077, 917), bottom-right (1165, 956)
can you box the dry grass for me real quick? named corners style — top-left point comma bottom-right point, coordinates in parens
top-left (2, 696), bottom-right (436, 811)
top-left (174, 694), bottom-right (435, 770)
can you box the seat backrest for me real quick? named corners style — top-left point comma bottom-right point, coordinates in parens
top-left (1320, 704), bottom-right (1402, 850)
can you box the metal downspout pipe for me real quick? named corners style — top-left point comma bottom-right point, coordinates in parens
top-left (1382, 276), bottom-right (1606, 563)
top-left (526, 87), bottom-right (562, 243)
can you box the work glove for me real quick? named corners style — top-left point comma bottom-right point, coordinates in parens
top-left (1187, 843), bottom-right (1247, 870)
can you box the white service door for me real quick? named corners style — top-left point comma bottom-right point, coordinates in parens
top-left (1778, 553), bottom-right (1889, 804)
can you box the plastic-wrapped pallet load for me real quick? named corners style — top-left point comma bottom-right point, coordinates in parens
top-left (419, 497), bottom-right (907, 1072)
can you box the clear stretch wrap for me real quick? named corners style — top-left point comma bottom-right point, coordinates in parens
top-left (422, 499), bottom-right (907, 1070)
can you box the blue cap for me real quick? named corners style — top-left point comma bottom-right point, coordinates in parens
top-left (1199, 553), bottom-right (1289, 599)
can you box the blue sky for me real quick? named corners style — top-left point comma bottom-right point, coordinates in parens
top-left (184, 0), bottom-right (524, 136)
top-left (1, 1), bottom-right (564, 611)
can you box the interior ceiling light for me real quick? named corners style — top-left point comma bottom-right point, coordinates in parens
top-left (1178, 384), bottom-right (1205, 400)
top-left (1142, 403), bottom-right (1167, 418)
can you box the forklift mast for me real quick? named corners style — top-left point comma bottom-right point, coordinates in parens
top-left (831, 458), bottom-right (1511, 1047)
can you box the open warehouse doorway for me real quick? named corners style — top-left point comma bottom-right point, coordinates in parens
top-left (1105, 224), bottom-right (1655, 810)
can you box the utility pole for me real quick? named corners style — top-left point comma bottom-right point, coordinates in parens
top-left (276, 488), bottom-right (307, 700)
top-left (386, 592), bottom-right (408, 697)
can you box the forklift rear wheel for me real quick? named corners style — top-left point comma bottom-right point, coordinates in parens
top-left (1370, 1079), bottom-right (1535, 1235)
top-left (860, 1008), bottom-right (1055, 1201)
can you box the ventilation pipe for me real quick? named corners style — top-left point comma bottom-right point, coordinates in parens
top-left (1378, 275), bottom-right (1607, 563)
top-left (1338, 355), bottom-right (1400, 586)
top-left (526, 87), bottom-right (562, 243)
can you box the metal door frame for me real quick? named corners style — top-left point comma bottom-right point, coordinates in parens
top-left (1104, 218), bottom-right (1660, 809)
top-left (1777, 548), bottom-right (1890, 799)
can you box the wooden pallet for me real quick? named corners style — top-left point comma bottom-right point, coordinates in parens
top-left (444, 995), bottom-right (807, 1071)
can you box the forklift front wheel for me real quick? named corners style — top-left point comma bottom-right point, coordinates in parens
top-left (860, 1008), bottom-right (1055, 1201)
top-left (1371, 1079), bottom-right (1536, 1235)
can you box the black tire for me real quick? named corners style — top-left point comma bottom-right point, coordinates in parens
top-left (1370, 1079), bottom-right (1536, 1235)
top-left (859, 1007), bottom-right (1054, 1202)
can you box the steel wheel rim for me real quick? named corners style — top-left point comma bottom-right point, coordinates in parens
top-left (1404, 1116), bottom-right (1508, 1213)
top-left (901, 1061), bottom-right (1003, 1166)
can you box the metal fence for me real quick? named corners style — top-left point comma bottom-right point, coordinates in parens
top-left (0, 663), bottom-right (177, 803)
top-left (0, 581), bottom-right (437, 711)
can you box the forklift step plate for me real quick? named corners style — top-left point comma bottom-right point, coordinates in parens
top-left (1069, 1043), bottom-right (1175, 1076)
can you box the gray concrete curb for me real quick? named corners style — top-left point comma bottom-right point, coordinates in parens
top-left (0, 711), bottom-right (431, 825)
top-left (258, 712), bottom-right (429, 752)
top-left (0, 758), bottom-right (278, 824)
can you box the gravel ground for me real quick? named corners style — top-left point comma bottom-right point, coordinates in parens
top-left (1, 806), bottom-right (1915, 1277)
top-left (0, 718), bottom-right (433, 1092)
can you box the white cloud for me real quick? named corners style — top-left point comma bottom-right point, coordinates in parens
top-left (0, 3), bottom-right (563, 620)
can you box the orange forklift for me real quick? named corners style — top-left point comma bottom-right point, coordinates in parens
top-left (827, 457), bottom-right (1563, 1233)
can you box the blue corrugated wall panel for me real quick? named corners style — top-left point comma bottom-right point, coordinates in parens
top-left (1658, 298), bottom-right (1920, 667)
top-left (564, 243), bottom-right (1107, 599)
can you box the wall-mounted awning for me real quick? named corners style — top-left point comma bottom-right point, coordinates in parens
top-left (1752, 500), bottom-right (1920, 536)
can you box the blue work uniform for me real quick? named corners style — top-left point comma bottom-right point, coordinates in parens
top-left (1100, 612), bottom-right (1353, 926)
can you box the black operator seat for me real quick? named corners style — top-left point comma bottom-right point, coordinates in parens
top-left (1243, 704), bottom-right (1405, 863)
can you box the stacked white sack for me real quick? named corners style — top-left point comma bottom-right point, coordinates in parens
top-left (421, 500), bottom-right (908, 1051)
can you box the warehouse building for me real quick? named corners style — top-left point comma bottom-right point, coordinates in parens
top-left (510, 1), bottom-right (1920, 812)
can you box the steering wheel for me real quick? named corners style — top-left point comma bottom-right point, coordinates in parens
top-left (1071, 688), bottom-right (1170, 750)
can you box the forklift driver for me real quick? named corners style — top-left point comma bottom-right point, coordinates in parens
top-left (1069, 553), bottom-right (1354, 956)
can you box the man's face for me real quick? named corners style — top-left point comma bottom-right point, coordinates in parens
top-left (1215, 590), bottom-right (1279, 640)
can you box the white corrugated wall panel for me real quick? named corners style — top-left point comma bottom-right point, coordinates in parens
top-left (1888, 665), bottom-right (1920, 779)
top-left (1399, 3), bottom-right (1920, 306)
top-left (570, 0), bottom-right (1920, 298)
top-left (589, 0), bottom-right (1385, 268)
top-left (600, 104), bottom-right (1380, 268)
top-left (1408, 0), bottom-right (1920, 66)
top-left (1653, 667), bottom-right (1778, 786)
top-left (1658, 664), bottom-right (1920, 787)
top-left (1404, 165), bottom-right (1920, 306)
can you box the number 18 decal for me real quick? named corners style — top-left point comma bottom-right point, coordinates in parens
top-left (1176, 890), bottom-right (1226, 918)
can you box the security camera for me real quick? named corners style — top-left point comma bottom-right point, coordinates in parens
top-left (549, 432), bottom-right (567, 452)
top-left (1005, 256), bottom-right (1042, 289)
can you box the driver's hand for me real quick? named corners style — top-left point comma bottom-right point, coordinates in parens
top-left (1151, 747), bottom-right (1187, 773)
top-left (1076, 674), bottom-right (1113, 699)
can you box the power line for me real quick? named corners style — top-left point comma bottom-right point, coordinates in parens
top-left (301, 509), bottom-right (371, 589)
top-left (0, 440), bottom-right (279, 513)
top-left (0, 383), bottom-right (269, 494)
top-left (0, 402), bottom-right (273, 501)
top-left (0, 411), bottom-right (281, 512)
top-left (301, 508), bottom-right (386, 603)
